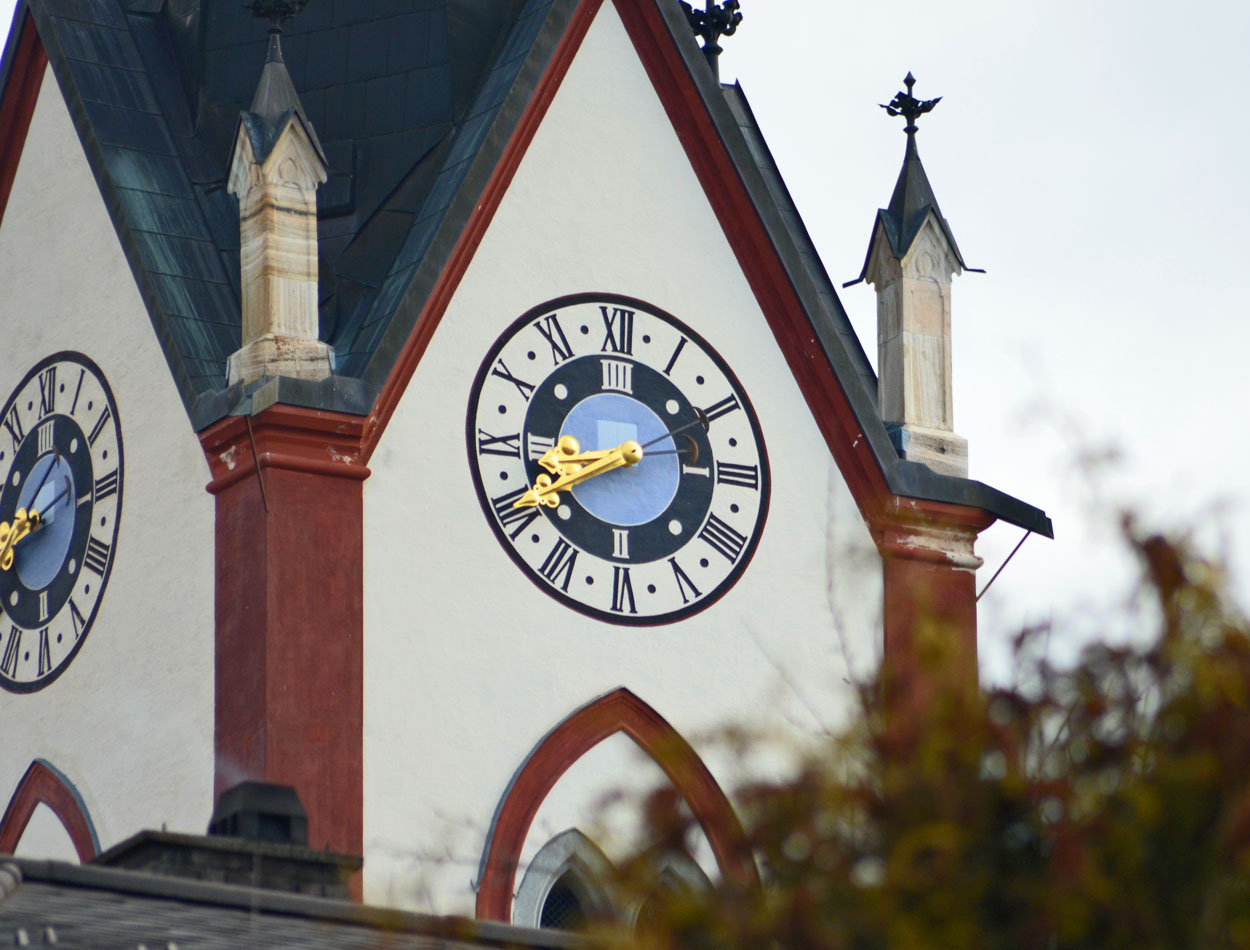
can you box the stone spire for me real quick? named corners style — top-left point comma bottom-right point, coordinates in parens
top-left (849, 74), bottom-right (979, 478)
top-left (226, 5), bottom-right (332, 386)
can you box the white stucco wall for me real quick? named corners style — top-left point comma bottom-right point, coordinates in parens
top-left (0, 67), bottom-right (216, 853)
top-left (362, 4), bottom-right (881, 913)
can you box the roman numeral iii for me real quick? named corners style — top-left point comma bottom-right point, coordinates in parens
top-left (84, 537), bottom-right (111, 576)
top-left (698, 513), bottom-right (748, 563)
top-left (716, 462), bottom-right (759, 490)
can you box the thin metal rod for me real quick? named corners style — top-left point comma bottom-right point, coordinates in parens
top-left (976, 530), bottom-right (1031, 602)
top-left (245, 415), bottom-right (270, 513)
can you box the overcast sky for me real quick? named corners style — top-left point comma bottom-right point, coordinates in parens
top-left (3, 0), bottom-right (1247, 678)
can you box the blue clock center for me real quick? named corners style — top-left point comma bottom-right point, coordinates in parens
top-left (560, 393), bottom-right (679, 526)
top-left (16, 453), bottom-right (76, 591)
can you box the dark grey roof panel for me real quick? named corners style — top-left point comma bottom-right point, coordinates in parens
top-left (49, 17), bottom-right (140, 69)
top-left (0, 858), bottom-right (590, 950)
top-left (98, 144), bottom-right (191, 196)
top-left (70, 57), bottom-right (160, 112)
top-left (116, 187), bottom-right (208, 239)
top-left (346, 0), bottom-right (564, 384)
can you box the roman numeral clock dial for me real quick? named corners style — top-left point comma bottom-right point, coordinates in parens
top-left (0, 353), bottom-right (123, 691)
top-left (467, 295), bottom-right (769, 625)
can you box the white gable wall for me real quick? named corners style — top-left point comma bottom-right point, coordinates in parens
top-left (363, 4), bottom-right (880, 913)
top-left (0, 66), bottom-right (216, 852)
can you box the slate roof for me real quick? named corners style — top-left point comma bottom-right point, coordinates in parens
top-left (0, 0), bottom-right (1051, 536)
top-left (0, 857), bottom-right (591, 950)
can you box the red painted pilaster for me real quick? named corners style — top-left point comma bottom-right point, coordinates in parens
top-left (875, 500), bottom-right (995, 720)
top-left (200, 406), bottom-right (368, 866)
top-left (0, 12), bottom-right (48, 229)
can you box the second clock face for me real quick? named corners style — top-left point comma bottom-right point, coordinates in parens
top-left (0, 353), bottom-right (123, 692)
top-left (467, 294), bottom-right (769, 625)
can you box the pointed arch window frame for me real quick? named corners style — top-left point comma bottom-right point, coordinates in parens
top-left (0, 759), bottom-right (99, 861)
top-left (475, 687), bottom-right (757, 921)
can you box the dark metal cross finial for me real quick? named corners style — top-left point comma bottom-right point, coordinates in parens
top-left (679, 1), bottom-right (743, 80)
top-left (245, 0), bottom-right (309, 31)
top-left (880, 72), bottom-right (942, 138)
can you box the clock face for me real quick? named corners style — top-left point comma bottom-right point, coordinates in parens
top-left (0, 353), bottom-right (123, 692)
top-left (467, 294), bottom-right (769, 625)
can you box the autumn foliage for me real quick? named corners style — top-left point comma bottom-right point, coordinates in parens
top-left (625, 528), bottom-right (1250, 949)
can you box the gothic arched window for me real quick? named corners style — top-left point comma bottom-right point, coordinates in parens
top-left (514, 828), bottom-right (615, 931)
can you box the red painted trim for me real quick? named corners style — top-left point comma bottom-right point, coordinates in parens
top-left (476, 688), bottom-right (758, 921)
top-left (201, 405), bottom-right (366, 889)
top-left (0, 12), bottom-right (47, 230)
top-left (0, 760), bottom-right (97, 862)
top-left (613, 0), bottom-right (896, 530)
top-left (361, 0), bottom-right (607, 462)
top-left (201, 404), bottom-right (370, 493)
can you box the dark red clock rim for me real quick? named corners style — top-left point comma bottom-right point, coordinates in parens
top-left (466, 292), bottom-right (770, 627)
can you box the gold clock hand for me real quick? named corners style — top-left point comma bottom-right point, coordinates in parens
top-left (535, 435), bottom-right (615, 478)
top-left (515, 439), bottom-right (644, 509)
top-left (0, 508), bottom-right (39, 572)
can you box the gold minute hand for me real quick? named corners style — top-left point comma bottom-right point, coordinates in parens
top-left (515, 438), bottom-right (644, 509)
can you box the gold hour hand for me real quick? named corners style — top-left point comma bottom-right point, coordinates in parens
top-left (0, 508), bottom-right (40, 573)
top-left (515, 436), bottom-right (644, 508)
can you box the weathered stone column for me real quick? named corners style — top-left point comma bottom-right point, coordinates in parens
top-left (226, 28), bottom-right (332, 385)
top-left (864, 214), bottom-right (968, 476)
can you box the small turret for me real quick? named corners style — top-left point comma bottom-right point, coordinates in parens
top-left (226, 1), bottom-right (333, 385)
top-left (849, 74), bottom-right (980, 478)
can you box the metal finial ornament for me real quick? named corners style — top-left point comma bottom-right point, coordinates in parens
top-left (678, 0), bottom-right (743, 80)
top-left (245, 0), bottom-right (309, 30)
top-left (880, 72), bottom-right (941, 138)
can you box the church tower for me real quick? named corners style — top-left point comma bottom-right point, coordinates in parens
top-left (0, 0), bottom-right (1051, 922)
